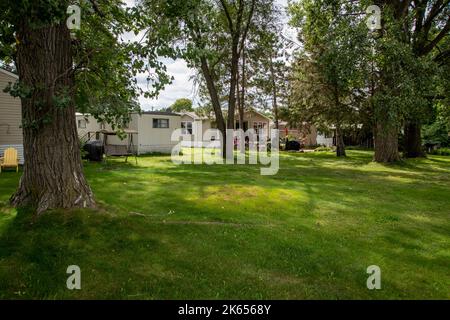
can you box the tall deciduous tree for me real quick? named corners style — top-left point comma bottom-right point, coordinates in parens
top-left (141, 0), bottom-right (277, 157)
top-left (289, 0), bottom-right (370, 157)
top-left (246, 3), bottom-right (286, 130)
top-left (370, 0), bottom-right (441, 162)
top-left (399, 0), bottom-right (449, 157)
top-left (289, 0), bottom-right (448, 162)
top-left (0, 0), bottom-right (173, 213)
top-left (366, 0), bottom-right (449, 160)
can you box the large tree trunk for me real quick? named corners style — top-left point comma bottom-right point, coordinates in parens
top-left (227, 36), bottom-right (240, 133)
top-left (10, 23), bottom-right (95, 214)
top-left (335, 124), bottom-right (346, 157)
top-left (332, 91), bottom-right (345, 157)
top-left (269, 55), bottom-right (279, 130)
top-left (404, 121), bottom-right (425, 158)
top-left (238, 49), bottom-right (246, 153)
top-left (371, 0), bottom-right (402, 164)
top-left (200, 57), bottom-right (227, 157)
top-left (239, 49), bottom-right (246, 131)
top-left (374, 121), bottom-right (400, 162)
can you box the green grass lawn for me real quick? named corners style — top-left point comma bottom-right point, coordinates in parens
top-left (0, 150), bottom-right (449, 299)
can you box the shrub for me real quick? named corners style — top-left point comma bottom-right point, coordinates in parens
top-left (315, 146), bottom-right (334, 152)
top-left (345, 146), bottom-right (373, 151)
top-left (429, 148), bottom-right (450, 156)
top-left (285, 140), bottom-right (301, 151)
top-left (304, 144), bottom-right (322, 149)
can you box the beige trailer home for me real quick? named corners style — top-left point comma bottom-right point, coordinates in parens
top-left (0, 68), bottom-right (24, 164)
top-left (77, 111), bottom-right (181, 154)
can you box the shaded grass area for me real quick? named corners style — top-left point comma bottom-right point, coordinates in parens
top-left (0, 151), bottom-right (449, 299)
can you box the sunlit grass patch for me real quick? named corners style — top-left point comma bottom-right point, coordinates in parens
top-left (0, 151), bottom-right (449, 299)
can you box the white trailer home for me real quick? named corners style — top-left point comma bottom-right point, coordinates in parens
top-left (76, 111), bottom-right (182, 154)
top-left (76, 108), bottom-right (276, 154)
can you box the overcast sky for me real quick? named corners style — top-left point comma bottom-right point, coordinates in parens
top-left (125, 0), bottom-right (292, 111)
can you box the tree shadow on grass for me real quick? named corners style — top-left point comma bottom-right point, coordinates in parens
top-left (82, 152), bottom-right (450, 226)
top-left (0, 152), bottom-right (448, 299)
top-left (0, 206), bottom-right (171, 299)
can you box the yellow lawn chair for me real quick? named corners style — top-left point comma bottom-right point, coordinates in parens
top-left (0, 147), bottom-right (19, 173)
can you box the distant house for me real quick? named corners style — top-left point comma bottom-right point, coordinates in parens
top-left (135, 111), bottom-right (182, 153)
top-left (77, 108), bottom-right (274, 153)
top-left (0, 68), bottom-right (24, 164)
top-left (234, 109), bottom-right (271, 138)
top-left (316, 129), bottom-right (334, 147)
top-left (1, 71), bottom-right (333, 164)
top-left (275, 121), bottom-right (334, 147)
top-left (179, 111), bottom-right (213, 147)
top-left (182, 108), bottom-right (272, 147)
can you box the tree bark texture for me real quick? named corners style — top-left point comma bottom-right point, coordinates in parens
top-left (335, 124), bottom-right (346, 157)
top-left (404, 121), bottom-right (425, 158)
top-left (11, 22), bottom-right (95, 214)
top-left (374, 121), bottom-right (401, 163)
top-left (200, 57), bottom-right (227, 157)
top-left (269, 55), bottom-right (279, 130)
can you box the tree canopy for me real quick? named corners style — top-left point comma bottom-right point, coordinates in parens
top-left (169, 98), bottom-right (194, 112)
top-left (0, 0), bottom-right (449, 213)
top-left (288, 0), bottom-right (450, 161)
top-left (0, 0), bottom-right (177, 212)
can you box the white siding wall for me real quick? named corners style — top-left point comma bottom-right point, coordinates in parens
top-left (242, 111), bottom-right (270, 139)
top-left (0, 69), bottom-right (24, 164)
top-left (76, 114), bottom-right (132, 147)
top-left (137, 113), bottom-right (181, 154)
top-left (76, 113), bottom-right (182, 154)
top-left (76, 114), bottom-right (102, 141)
top-left (180, 115), bottom-right (214, 147)
top-left (317, 134), bottom-right (334, 147)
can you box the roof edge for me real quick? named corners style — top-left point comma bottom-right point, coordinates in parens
top-left (0, 68), bottom-right (18, 79)
top-left (245, 108), bottom-right (272, 121)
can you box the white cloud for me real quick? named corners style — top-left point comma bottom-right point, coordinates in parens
top-left (125, 0), bottom-right (293, 111)
top-left (138, 59), bottom-right (197, 111)
top-left (143, 0), bottom-right (292, 111)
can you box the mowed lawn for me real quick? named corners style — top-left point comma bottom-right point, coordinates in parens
top-left (0, 150), bottom-right (449, 299)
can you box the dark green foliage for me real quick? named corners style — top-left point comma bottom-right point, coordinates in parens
top-left (423, 119), bottom-right (450, 147)
top-left (0, 0), bottom-right (177, 130)
top-left (429, 148), bottom-right (450, 156)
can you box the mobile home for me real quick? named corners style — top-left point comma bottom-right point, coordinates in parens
top-left (0, 68), bottom-right (24, 164)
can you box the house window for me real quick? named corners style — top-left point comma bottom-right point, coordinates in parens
top-left (181, 121), bottom-right (193, 135)
top-left (153, 118), bottom-right (169, 128)
top-left (100, 122), bottom-right (106, 130)
top-left (78, 119), bottom-right (87, 129)
top-left (253, 122), bottom-right (265, 133)
top-left (236, 121), bottom-right (249, 131)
